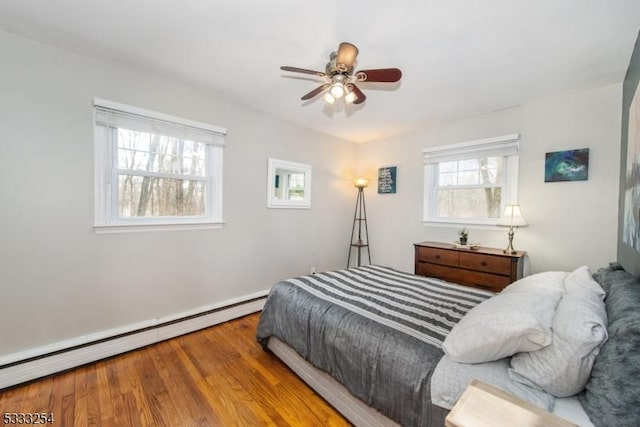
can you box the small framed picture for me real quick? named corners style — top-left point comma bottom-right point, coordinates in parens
top-left (545, 148), bottom-right (589, 182)
top-left (378, 166), bottom-right (397, 194)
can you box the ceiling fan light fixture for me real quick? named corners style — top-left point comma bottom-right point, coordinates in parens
top-left (345, 90), bottom-right (357, 104)
top-left (330, 82), bottom-right (345, 98)
top-left (324, 92), bottom-right (335, 104)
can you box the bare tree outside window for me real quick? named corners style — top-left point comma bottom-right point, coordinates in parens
top-left (436, 157), bottom-right (504, 219)
top-left (115, 128), bottom-right (207, 218)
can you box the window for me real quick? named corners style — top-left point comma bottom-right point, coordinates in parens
top-left (423, 134), bottom-right (519, 225)
top-left (94, 99), bottom-right (226, 233)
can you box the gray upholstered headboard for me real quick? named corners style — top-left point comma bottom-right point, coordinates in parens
top-left (618, 30), bottom-right (640, 275)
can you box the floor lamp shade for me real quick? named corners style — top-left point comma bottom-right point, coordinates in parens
top-left (353, 177), bottom-right (369, 188)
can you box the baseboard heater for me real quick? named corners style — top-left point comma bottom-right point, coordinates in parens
top-left (0, 293), bottom-right (268, 389)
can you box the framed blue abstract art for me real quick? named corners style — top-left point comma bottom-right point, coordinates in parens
top-left (544, 148), bottom-right (589, 182)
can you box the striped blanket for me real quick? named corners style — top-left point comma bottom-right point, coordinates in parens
top-left (286, 265), bottom-right (493, 348)
top-left (256, 265), bottom-right (494, 427)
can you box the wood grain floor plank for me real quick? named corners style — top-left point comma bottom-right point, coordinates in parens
top-left (26, 376), bottom-right (53, 413)
top-left (150, 339), bottom-right (221, 426)
top-left (17, 380), bottom-right (41, 414)
top-left (124, 351), bottom-right (160, 427)
top-left (194, 328), bottom-right (283, 425)
top-left (59, 372), bottom-right (77, 427)
top-left (215, 319), bottom-right (348, 426)
top-left (73, 368), bottom-right (88, 427)
top-left (213, 321), bottom-right (282, 387)
top-left (167, 337), bottom-right (246, 426)
top-left (85, 364), bottom-right (102, 427)
top-left (205, 322), bottom-right (327, 426)
top-left (0, 387), bottom-right (18, 412)
top-left (0, 313), bottom-right (350, 426)
top-left (95, 361), bottom-right (115, 426)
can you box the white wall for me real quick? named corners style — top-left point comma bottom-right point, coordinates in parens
top-left (0, 32), bottom-right (357, 358)
top-left (356, 84), bottom-right (622, 274)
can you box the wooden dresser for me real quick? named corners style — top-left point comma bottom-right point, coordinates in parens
top-left (414, 241), bottom-right (525, 292)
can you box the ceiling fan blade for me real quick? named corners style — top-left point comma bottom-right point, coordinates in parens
top-left (348, 84), bottom-right (366, 105)
top-left (301, 83), bottom-right (331, 100)
top-left (355, 68), bottom-right (402, 83)
top-left (281, 66), bottom-right (327, 77)
top-left (336, 42), bottom-right (359, 71)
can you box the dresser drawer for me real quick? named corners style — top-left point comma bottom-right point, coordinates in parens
top-left (416, 246), bottom-right (458, 267)
top-left (414, 241), bottom-right (525, 292)
top-left (417, 262), bottom-right (509, 292)
top-left (457, 270), bottom-right (511, 292)
top-left (458, 252), bottom-right (512, 275)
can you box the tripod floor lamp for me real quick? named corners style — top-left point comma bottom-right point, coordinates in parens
top-left (347, 178), bottom-right (371, 268)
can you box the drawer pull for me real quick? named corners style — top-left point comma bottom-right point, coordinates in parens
top-left (480, 261), bottom-right (487, 266)
top-left (435, 255), bottom-right (440, 259)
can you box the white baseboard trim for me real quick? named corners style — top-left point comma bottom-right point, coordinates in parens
top-left (0, 292), bottom-right (268, 389)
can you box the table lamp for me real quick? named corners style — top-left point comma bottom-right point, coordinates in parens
top-left (496, 205), bottom-right (528, 254)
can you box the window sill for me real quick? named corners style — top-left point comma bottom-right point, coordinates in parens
top-left (93, 220), bottom-right (225, 234)
top-left (267, 203), bottom-right (311, 209)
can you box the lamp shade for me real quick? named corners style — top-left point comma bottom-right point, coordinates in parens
top-left (353, 177), bottom-right (369, 188)
top-left (496, 205), bottom-right (528, 227)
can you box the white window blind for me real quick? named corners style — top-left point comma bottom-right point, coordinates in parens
top-left (422, 134), bottom-right (519, 164)
top-left (94, 105), bottom-right (226, 147)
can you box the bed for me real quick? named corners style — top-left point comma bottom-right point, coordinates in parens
top-left (256, 263), bottom-right (640, 427)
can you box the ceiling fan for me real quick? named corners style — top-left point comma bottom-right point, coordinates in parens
top-left (280, 42), bottom-right (402, 105)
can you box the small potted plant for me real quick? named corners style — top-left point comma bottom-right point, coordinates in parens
top-left (458, 228), bottom-right (469, 245)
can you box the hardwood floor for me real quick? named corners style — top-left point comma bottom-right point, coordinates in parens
top-left (0, 313), bottom-right (351, 426)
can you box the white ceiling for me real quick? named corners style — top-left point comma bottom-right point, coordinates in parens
top-left (1, 1), bottom-right (639, 143)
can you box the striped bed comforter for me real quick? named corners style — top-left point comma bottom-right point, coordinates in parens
top-left (256, 265), bottom-right (493, 427)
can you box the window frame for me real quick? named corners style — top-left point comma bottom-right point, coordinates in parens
top-left (422, 134), bottom-right (520, 227)
top-left (93, 99), bottom-right (226, 234)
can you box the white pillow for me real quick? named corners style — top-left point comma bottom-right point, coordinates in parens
top-left (509, 266), bottom-right (607, 397)
top-left (501, 271), bottom-right (568, 294)
top-left (431, 355), bottom-right (555, 411)
top-left (564, 265), bottom-right (605, 297)
top-left (442, 272), bottom-right (565, 363)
